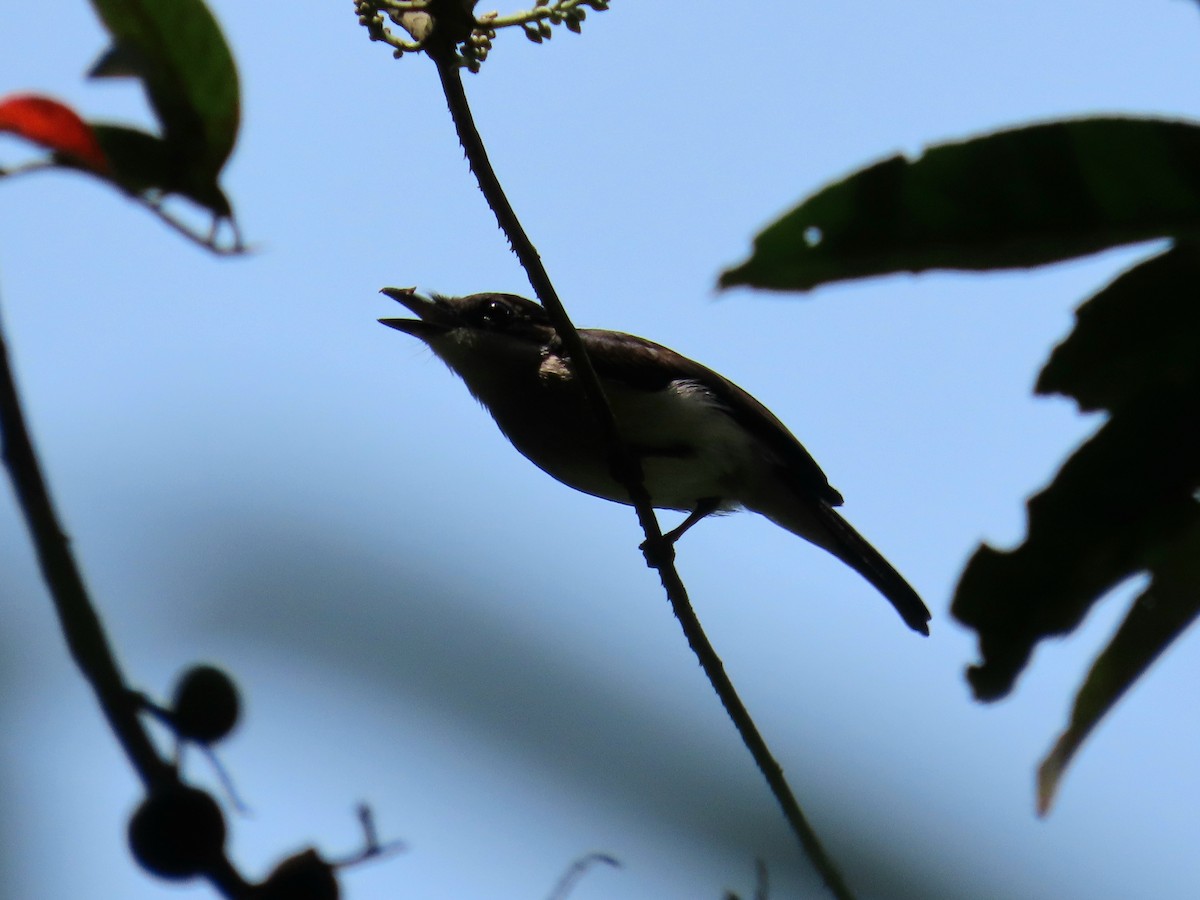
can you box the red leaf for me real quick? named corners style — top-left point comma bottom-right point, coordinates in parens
top-left (0, 94), bottom-right (109, 173)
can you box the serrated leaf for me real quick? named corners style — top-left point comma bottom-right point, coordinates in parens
top-left (720, 117), bottom-right (1200, 292)
top-left (1037, 243), bottom-right (1200, 412)
top-left (952, 379), bottom-right (1200, 701)
top-left (1037, 524), bottom-right (1200, 815)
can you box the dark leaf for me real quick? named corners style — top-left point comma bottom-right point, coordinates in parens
top-left (56, 124), bottom-right (230, 217)
top-left (88, 0), bottom-right (240, 175)
top-left (952, 379), bottom-right (1200, 702)
top-left (719, 117), bottom-right (1200, 291)
top-left (1036, 524), bottom-right (1200, 815)
top-left (1037, 242), bottom-right (1200, 412)
top-left (87, 42), bottom-right (146, 79)
top-left (0, 94), bottom-right (109, 173)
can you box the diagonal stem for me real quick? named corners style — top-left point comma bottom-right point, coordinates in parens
top-left (0, 302), bottom-right (170, 790)
top-left (425, 36), bottom-right (854, 900)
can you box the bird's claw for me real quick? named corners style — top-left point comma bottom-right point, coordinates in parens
top-left (638, 535), bottom-right (676, 569)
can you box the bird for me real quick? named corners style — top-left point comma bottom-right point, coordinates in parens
top-left (379, 288), bottom-right (930, 635)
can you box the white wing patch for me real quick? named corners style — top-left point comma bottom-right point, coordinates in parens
top-left (607, 378), bottom-right (759, 510)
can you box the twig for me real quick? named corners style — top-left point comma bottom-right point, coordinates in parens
top-left (137, 200), bottom-right (247, 256)
top-left (545, 852), bottom-right (620, 900)
top-left (421, 21), bottom-right (855, 900)
top-left (0, 161), bottom-right (247, 255)
top-left (484, 0), bottom-right (607, 29)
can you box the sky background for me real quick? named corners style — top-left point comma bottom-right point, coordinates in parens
top-left (2, 2), bottom-right (1199, 898)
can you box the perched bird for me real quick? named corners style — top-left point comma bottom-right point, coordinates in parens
top-left (380, 288), bottom-right (930, 635)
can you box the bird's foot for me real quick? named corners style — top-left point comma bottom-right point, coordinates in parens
top-left (639, 534), bottom-right (676, 569)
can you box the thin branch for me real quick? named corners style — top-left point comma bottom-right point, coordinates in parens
top-left (428, 41), bottom-right (665, 551)
top-left (137, 200), bottom-right (247, 256)
top-left (0, 301), bottom-right (170, 791)
top-left (0, 162), bottom-right (247, 255)
top-left (0, 295), bottom-right (255, 899)
top-left (546, 852), bottom-right (620, 900)
top-left (484, 0), bottom-right (607, 30)
top-left (421, 24), bottom-right (855, 900)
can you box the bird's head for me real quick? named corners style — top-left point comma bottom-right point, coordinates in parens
top-left (379, 288), bottom-right (556, 383)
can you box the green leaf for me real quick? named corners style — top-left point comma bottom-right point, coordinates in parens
top-left (88, 0), bottom-right (240, 175)
top-left (1037, 243), bottom-right (1200, 413)
top-left (1036, 523), bottom-right (1200, 816)
top-left (719, 117), bottom-right (1200, 292)
top-left (86, 42), bottom-right (145, 79)
top-left (952, 377), bottom-right (1200, 703)
top-left (56, 124), bottom-right (231, 217)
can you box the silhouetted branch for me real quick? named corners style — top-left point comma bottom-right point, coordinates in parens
top-left (1, 285), bottom-right (370, 898)
top-left (0, 299), bottom-right (254, 898)
top-left (0, 303), bottom-right (171, 791)
top-left (354, 3), bottom-right (857, 896)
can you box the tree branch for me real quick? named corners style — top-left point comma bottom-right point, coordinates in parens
top-left (0, 302), bottom-right (170, 790)
top-left (412, 16), bottom-right (856, 899)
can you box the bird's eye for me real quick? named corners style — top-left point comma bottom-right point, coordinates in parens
top-left (477, 298), bottom-right (514, 329)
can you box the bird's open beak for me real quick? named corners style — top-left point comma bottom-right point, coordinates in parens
top-left (378, 287), bottom-right (456, 338)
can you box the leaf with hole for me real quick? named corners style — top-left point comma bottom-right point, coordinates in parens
top-left (720, 117), bottom-right (1200, 292)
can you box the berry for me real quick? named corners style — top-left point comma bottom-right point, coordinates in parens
top-left (172, 665), bottom-right (240, 745)
top-left (128, 784), bottom-right (226, 880)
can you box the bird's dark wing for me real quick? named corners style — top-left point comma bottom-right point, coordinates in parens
top-left (579, 329), bottom-right (844, 506)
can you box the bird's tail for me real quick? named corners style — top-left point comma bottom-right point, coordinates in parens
top-left (752, 497), bottom-right (931, 635)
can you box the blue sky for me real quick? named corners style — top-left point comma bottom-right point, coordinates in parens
top-left (2, 2), bottom-right (1199, 898)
